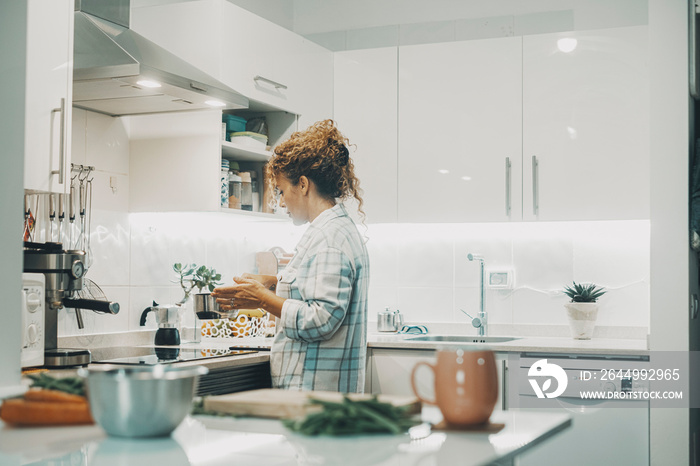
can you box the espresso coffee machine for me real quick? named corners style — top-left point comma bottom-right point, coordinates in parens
top-left (23, 242), bottom-right (120, 367)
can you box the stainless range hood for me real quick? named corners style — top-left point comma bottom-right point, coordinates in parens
top-left (73, 0), bottom-right (248, 116)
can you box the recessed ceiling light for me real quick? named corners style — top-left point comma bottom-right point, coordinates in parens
top-left (205, 100), bottom-right (226, 107)
top-left (557, 38), bottom-right (578, 53)
top-left (461, 176), bottom-right (472, 181)
top-left (136, 80), bottom-right (161, 88)
top-left (438, 169), bottom-right (449, 174)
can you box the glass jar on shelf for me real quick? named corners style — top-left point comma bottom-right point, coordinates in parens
top-left (240, 171), bottom-right (253, 211)
top-left (228, 171), bottom-right (242, 209)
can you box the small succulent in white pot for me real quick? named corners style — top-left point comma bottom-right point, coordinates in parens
top-left (562, 282), bottom-right (607, 340)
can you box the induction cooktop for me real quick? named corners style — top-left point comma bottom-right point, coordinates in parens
top-left (90, 346), bottom-right (257, 365)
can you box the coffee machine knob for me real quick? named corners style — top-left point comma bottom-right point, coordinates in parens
top-left (26, 292), bottom-right (42, 312)
top-left (26, 323), bottom-right (39, 344)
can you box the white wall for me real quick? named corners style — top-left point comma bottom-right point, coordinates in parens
top-left (294, 0), bottom-right (647, 50)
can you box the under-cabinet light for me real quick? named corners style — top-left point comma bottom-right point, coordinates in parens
top-left (205, 100), bottom-right (226, 107)
top-left (136, 80), bottom-right (162, 88)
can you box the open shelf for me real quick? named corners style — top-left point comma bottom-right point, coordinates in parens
top-left (219, 208), bottom-right (289, 221)
top-left (221, 140), bottom-right (272, 162)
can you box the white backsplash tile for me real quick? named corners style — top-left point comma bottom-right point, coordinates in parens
top-left (454, 286), bottom-right (514, 325)
top-left (396, 225), bottom-right (454, 287)
top-left (397, 287), bottom-right (453, 323)
top-left (511, 287), bottom-right (567, 325)
top-left (129, 286), bottom-right (174, 331)
top-left (89, 171), bottom-right (129, 212)
top-left (572, 220), bottom-right (650, 287)
top-left (86, 209), bottom-right (130, 287)
top-left (512, 224), bottom-right (574, 291)
top-left (368, 286), bottom-right (399, 319)
top-left (85, 112), bottom-right (129, 175)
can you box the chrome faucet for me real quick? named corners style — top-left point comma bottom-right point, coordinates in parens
top-left (466, 253), bottom-right (487, 336)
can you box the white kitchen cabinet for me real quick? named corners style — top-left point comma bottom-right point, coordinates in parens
top-left (334, 48), bottom-right (398, 223)
top-left (132, 0), bottom-right (333, 121)
top-left (24, 0), bottom-right (73, 194)
top-left (522, 26), bottom-right (649, 221)
top-left (368, 348), bottom-right (508, 412)
top-left (397, 38), bottom-right (523, 223)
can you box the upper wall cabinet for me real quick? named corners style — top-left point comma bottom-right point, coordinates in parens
top-left (398, 37), bottom-right (523, 223)
top-left (24, 0), bottom-right (73, 194)
top-left (334, 48), bottom-right (398, 223)
top-left (522, 26), bottom-right (649, 221)
top-left (131, 0), bottom-right (333, 124)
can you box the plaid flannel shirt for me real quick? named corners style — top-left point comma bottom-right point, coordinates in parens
top-left (270, 203), bottom-right (369, 392)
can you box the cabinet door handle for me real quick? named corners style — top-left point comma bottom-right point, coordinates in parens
top-left (505, 157), bottom-right (512, 217)
top-left (532, 155), bottom-right (539, 216)
top-left (502, 359), bottom-right (508, 411)
top-left (51, 98), bottom-right (66, 185)
top-left (253, 75), bottom-right (288, 90)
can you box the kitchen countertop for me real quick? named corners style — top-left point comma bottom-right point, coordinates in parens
top-left (0, 407), bottom-right (571, 466)
top-left (368, 333), bottom-right (648, 355)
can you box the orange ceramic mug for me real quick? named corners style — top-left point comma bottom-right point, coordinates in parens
top-left (410, 348), bottom-right (498, 426)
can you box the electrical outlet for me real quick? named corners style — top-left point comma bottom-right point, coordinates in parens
top-left (487, 269), bottom-right (513, 289)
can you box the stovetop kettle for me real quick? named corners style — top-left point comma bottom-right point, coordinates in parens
top-left (139, 302), bottom-right (182, 346)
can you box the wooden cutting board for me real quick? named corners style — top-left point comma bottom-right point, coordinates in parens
top-left (203, 388), bottom-right (421, 419)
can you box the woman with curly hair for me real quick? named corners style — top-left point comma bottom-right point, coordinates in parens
top-left (212, 120), bottom-right (369, 393)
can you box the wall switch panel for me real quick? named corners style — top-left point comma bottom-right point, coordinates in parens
top-left (487, 269), bottom-right (513, 289)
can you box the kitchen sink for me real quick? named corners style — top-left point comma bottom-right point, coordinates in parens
top-left (406, 335), bottom-right (520, 344)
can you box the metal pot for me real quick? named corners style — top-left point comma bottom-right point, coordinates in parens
top-left (193, 293), bottom-right (238, 320)
top-left (377, 307), bottom-right (404, 332)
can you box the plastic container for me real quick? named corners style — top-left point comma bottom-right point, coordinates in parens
top-left (220, 169), bottom-right (230, 207)
top-left (240, 171), bottom-right (253, 211)
top-left (222, 114), bottom-right (246, 134)
top-left (228, 172), bottom-right (242, 209)
top-left (229, 131), bottom-right (268, 150)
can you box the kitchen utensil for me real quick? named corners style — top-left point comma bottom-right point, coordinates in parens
top-left (48, 194), bottom-right (56, 242)
top-left (68, 278), bottom-right (120, 329)
top-left (139, 303), bottom-right (183, 345)
top-left (193, 292), bottom-right (238, 320)
top-left (410, 348), bottom-right (497, 427)
top-left (78, 364), bottom-right (208, 438)
top-left (377, 307), bottom-right (404, 332)
top-left (203, 388), bottom-right (421, 419)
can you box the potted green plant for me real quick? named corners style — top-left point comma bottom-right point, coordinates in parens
top-left (562, 282), bottom-right (607, 340)
top-left (173, 263), bottom-right (223, 304)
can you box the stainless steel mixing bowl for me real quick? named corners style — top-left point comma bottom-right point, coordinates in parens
top-left (79, 364), bottom-right (208, 438)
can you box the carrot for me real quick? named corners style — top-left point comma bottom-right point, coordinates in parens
top-left (23, 389), bottom-right (87, 404)
top-left (0, 398), bottom-right (94, 426)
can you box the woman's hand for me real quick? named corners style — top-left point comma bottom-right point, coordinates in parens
top-left (212, 276), bottom-right (284, 318)
top-left (240, 273), bottom-right (277, 292)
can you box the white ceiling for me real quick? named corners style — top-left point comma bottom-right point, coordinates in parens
top-left (130, 0), bottom-right (644, 37)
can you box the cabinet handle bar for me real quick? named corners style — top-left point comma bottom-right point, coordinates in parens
top-left (505, 157), bottom-right (511, 217)
top-left (532, 155), bottom-right (539, 216)
top-left (253, 75), bottom-right (288, 90)
top-left (50, 98), bottom-right (66, 185)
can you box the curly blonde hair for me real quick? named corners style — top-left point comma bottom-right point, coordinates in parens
top-left (265, 119), bottom-right (365, 219)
